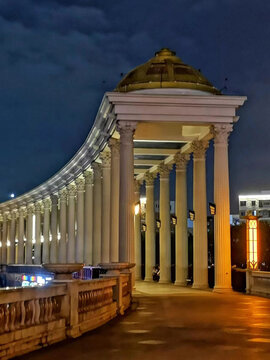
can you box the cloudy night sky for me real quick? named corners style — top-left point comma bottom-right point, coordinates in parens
top-left (0, 0), bottom-right (269, 212)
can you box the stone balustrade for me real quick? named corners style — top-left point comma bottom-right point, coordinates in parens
top-left (0, 273), bottom-right (132, 359)
top-left (246, 270), bottom-right (270, 298)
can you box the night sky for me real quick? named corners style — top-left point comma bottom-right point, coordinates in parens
top-left (0, 0), bottom-right (269, 213)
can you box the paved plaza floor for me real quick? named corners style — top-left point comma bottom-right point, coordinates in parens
top-left (17, 281), bottom-right (270, 360)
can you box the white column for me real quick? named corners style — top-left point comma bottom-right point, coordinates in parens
top-left (101, 151), bottom-right (111, 263)
top-left (9, 209), bottom-right (17, 264)
top-left (42, 198), bottom-right (50, 263)
top-left (18, 207), bottom-right (25, 264)
top-left (1, 213), bottom-right (8, 264)
top-left (134, 180), bottom-right (141, 280)
top-left (76, 178), bottom-right (85, 263)
top-left (34, 202), bottom-right (42, 265)
top-left (118, 121), bottom-right (137, 263)
top-left (109, 138), bottom-right (120, 262)
top-left (214, 124), bottom-right (233, 291)
top-left (192, 140), bottom-right (209, 289)
top-left (67, 184), bottom-right (76, 263)
top-left (144, 172), bottom-right (156, 281)
top-left (84, 170), bottom-right (93, 265)
top-left (26, 204), bottom-right (34, 264)
top-left (0, 216), bottom-right (2, 264)
top-left (174, 153), bottom-right (190, 286)
top-left (50, 195), bottom-right (58, 263)
top-left (59, 188), bottom-right (67, 263)
top-left (92, 163), bottom-right (102, 265)
top-left (159, 163), bottom-right (171, 283)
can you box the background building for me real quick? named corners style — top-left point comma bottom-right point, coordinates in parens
top-left (239, 191), bottom-right (270, 220)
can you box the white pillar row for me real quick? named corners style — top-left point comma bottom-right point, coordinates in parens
top-left (134, 180), bottom-right (141, 280)
top-left (42, 198), bottom-right (50, 263)
top-left (34, 202), bottom-right (42, 265)
top-left (214, 124), bottom-right (233, 291)
top-left (101, 151), bottom-right (111, 263)
top-left (159, 163), bottom-right (172, 283)
top-left (174, 152), bottom-right (190, 286)
top-left (144, 172), bottom-right (156, 281)
top-left (6, 215), bottom-right (10, 263)
top-left (192, 140), bottom-right (209, 289)
top-left (50, 195), bottom-right (58, 263)
top-left (117, 121), bottom-right (137, 263)
top-left (18, 207), bottom-right (25, 264)
top-left (76, 178), bottom-right (85, 263)
top-left (83, 170), bottom-right (93, 265)
top-left (26, 204), bottom-right (34, 264)
top-left (92, 163), bottom-right (102, 266)
top-left (59, 188), bottom-right (67, 263)
top-left (109, 138), bottom-right (120, 263)
top-left (9, 209), bottom-right (17, 264)
top-left (67, 184), bottom-right (76, 263)
top-left (2, 213), bottom-right (8, 264)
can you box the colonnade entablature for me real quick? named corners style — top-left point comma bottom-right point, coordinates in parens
top-left (0, 87), bottom-right (246, 291)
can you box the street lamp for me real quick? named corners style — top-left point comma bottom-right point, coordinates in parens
top-left (245, 214), bottom-right (259, 270)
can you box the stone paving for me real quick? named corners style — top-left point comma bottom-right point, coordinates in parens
top-left (16, 281), bottom-right (270, 360)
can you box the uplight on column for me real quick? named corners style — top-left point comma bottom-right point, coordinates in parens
top-left (134, 202), bottom-right (140, 216)
top-left (246, 215), bottom-right (258, 270)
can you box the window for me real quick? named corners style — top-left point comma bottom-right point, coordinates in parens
top-left (240, 201), bottom-right (246, 207)
top-left (240, 211), bottom-right (245, 216)
top-left (251, 201), bottom-right (256, 206)
top-left (259, 200), bottom-right (263, 207)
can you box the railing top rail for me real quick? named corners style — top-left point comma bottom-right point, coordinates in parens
top-left (77, 277), bottom-right (117, 291)
top-left (0, 283), bottom-right (67, 304)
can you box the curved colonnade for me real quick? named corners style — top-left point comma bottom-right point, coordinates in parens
top-left (0, 48), bottom-right (247, 291)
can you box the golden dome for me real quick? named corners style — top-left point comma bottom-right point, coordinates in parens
top-left (115, 48), bottom-right (220, 94)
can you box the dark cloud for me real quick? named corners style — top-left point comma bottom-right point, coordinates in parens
top-left (0, 0), bottom-right (269, 213)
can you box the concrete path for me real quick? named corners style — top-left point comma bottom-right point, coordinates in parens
top-left (17, 282), bottom-right (270, 360)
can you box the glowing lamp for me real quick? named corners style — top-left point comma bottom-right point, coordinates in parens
top-left (134, 202), bottom-right (140, 216)
top-left (245, 215), bottom-right (258, 270)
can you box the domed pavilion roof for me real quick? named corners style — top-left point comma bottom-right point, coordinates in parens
top-left (115, 48), bottom-right (220, 94)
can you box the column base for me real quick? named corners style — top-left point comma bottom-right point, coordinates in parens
top-left (144, 277), bottom-right (154, 282)
top-left (213, 286), bottom-right (233, 294)
top-left (192, 283), bottom-right (209, 290)
top-left (174, 281), bottom-right (187, 287)
top-left (159, 279), bottom-right (171, 284)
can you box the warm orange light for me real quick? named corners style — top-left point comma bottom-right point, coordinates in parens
top-left (247, 218), bottom-right (258, 270)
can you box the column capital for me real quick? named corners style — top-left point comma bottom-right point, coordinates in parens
top-left (26, 203), bottom-right (34, 214)
top-left (3, 212), bottom-right (8, 221)
top-left (191, 140), bottom-right (209, 159)
top-left (59, 188), bottom-right (67, 202)
top-left (108, 138), bottom-right (120, 153)
top-left (174, 152), bottom-right (190, 171)
top-left (50, 194), bottom-right (58, 206)
top-left (144, 171), bottom-right (155, 186)
top-left (117, 121), bottom-right (137, 145)
top-left (134, 179), bottom-right (141, 193)
top-left (213, 124), bottom-right (233, 145)
top-left (83, 170), bottom-right (93, 185)
top-left (92, 162), bottom-right (101, 179)
top-left (11, 209), bottom-right (18, 219)
top-left (158, 162), bottom-right (171, 179)
top-left (67, 184), bottom-right (77, 197)
top-left (100, 151), bottom-right (111, 168)
top-left (43, 198), bottom-right (51, 210)
top-left (75, 178), bottom-right (85, 192)
top-left (35, 202), bottom-right (42, 213)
